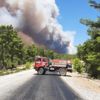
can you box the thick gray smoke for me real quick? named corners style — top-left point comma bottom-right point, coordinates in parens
top-left (0, 0), bottom-right (76, 54)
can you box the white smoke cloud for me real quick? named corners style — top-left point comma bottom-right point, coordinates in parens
top-left (0, 0), bottom-right (77, 54)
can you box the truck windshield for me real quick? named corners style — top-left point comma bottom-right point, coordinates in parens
top-left (35, 58), bottom-right (41, 61)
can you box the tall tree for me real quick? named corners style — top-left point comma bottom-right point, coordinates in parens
top-left (78, 0), bottom-right (100, 78)
top-left (0, 25), bottom-right (24, 69)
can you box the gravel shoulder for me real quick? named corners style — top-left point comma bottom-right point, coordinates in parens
top-left (61, 72), bottom-right (100, 100)
top-left (0, 69), bottom-right (36, 100)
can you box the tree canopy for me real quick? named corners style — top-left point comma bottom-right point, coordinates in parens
top-left (77, 0), bottom-right (100, 78)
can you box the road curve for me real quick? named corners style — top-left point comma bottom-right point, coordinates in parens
top-left (0, 70), bottom-right (83, 100)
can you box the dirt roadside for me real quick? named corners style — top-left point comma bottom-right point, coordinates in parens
top-left (70, 72), bottom-right (100, 93)
top-left (61, 72), bottom-right (100, 100)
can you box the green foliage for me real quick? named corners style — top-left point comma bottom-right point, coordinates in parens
top-left (25, 62), bottom-right (32, 69)
top-left (24, 45), bottom-right (37, 62)
top-left (89, 0), bottom-right (100, 10)
top-left (78, 0), bottom-right (100, 78)
top-left (0, 25), bottom-right (24, 69)
top-left (53, 52), bottom-right (76, 60)
top-left (73, 58), bottom-right (85, 73)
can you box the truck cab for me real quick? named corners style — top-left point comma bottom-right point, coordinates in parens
top-left (34, 56), bottom-right (49, 74)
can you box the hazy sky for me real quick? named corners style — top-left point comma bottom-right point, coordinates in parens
top-left (56, 0), bottom-right (100, 46)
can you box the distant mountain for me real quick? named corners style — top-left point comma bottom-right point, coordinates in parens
top-left (18, 32), bottom-right (34, 45)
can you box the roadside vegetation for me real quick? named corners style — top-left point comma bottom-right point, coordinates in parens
top-left (76, 0), bottom-right (100, 78)
top-left (73, 58), bottom-right (85, 74)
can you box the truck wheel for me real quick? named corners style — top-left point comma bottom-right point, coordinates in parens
top-left (59, 68), bottom-right (67, 76)
top-left (38, 68), bottom-right (45, 75)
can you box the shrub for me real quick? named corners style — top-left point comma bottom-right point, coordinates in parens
top-left (25, 62), bottom-right (32, 69)
top-left (73, 58), bottom-right (85, 73)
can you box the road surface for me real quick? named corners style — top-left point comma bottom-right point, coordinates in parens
top-left (0, 70), bottom-right (83, 100)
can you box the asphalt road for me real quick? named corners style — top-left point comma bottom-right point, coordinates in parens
top-left (0, 70), bottom-right (83, 100)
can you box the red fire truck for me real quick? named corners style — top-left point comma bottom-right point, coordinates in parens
top-left (34, 56), bottom-right (72, 76)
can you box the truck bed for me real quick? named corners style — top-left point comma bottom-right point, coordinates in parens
top-left (51, 59), bottom-right (67, 68)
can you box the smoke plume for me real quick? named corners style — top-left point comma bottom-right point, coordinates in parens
top-left (0, 0), bottom-right (76, 54)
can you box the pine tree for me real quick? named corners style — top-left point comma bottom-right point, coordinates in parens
top-left (78, 0), bottom-right (100, 78)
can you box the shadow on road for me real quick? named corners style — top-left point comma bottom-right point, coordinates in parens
top-left (33, 71), bottom-right (72, 77)
top-left (34, 73), bottom-right (60, 76)
top-left (9, 74), bottom-right (84, 100)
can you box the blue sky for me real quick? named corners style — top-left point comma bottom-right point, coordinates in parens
top-left (56, 0), bottom-right (100, 46)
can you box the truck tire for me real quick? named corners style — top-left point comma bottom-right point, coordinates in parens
top-left (38, 67), bottom-right (45, 75)
top-left (59, 68), bottom-right (67, 76)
